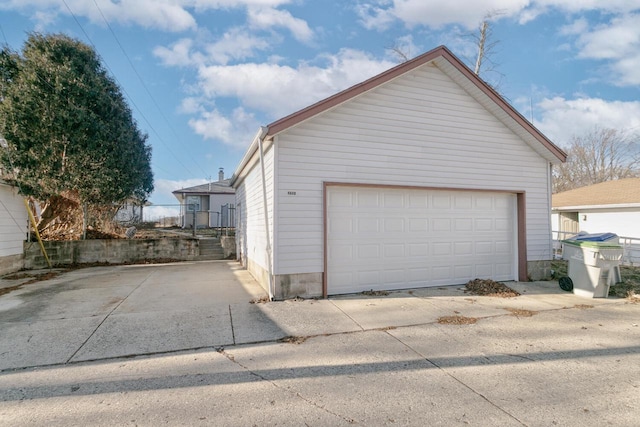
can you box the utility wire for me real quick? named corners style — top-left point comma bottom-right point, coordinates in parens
top-left (60, 0), bottom-right (196, 179)
top-left (0, 23), bottom-right (8, 46)
top-left (91, 0), bottom-right (209, 178)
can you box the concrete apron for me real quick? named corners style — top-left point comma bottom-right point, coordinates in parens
top-left (0, 262), bottom-right (638, 425)
top-left (0, 263), bottom-right (635, 371)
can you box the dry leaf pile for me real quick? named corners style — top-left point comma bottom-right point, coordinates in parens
top-left (465, 279), bottom-right (520, 298)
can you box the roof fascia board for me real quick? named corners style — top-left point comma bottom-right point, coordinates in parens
top-left (231, 130), bottom-right (273, 188)
top-left (552, 203), bottom-right (640, 211)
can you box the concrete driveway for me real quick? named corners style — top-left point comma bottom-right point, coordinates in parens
top-left (0, 261), bottom-right (639, 426)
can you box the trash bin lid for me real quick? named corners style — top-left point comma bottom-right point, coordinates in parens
top-left (561, 239), bottom-right (621, 249)
top-left (571, 232), bottom-right (618, 242)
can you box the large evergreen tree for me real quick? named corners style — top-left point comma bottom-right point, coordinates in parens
top-left (0, 33), bottom-right (153, 232)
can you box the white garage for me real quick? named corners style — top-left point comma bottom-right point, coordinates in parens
top-left (232, 46), bottom-right (566, 300)
top-left (326, 185), bottom-right (516, 294)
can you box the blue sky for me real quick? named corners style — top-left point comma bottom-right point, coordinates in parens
top-left (1, 0), bottom-right (639, 220)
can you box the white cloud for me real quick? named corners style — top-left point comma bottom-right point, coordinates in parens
top-left (192, 0), bottom-right (292, 8)
top-left (154, 28), bottom-right (272, 68)
top-left (205, 27), bottom-right (272, 64)
top-left (356, 0), bottom-right (529, 30)
top-left (569, 13), bottom-right (640, 86)
top-left (536, 96), bottom-right (640, 146)
top-left (532, 0), bottom-right (640, 14)
top-left (247, 7), bottom-right (314, 43)
top-left (356, 0), bottom-right (640, 30)
top-left (559, 17), bottom-right (588, 35)
top-left (0, 0), bottom-right (297, 33)
top-left (154, 38), bottom-right (201, 67)
top-left (0, 0), bottom-right (198, 32)
top-left (188, 107), bottom-right (259, 147)
top-left (196, 48), bottom-right (396, 119)
top-left (179, 97), bottom-right (205, 114)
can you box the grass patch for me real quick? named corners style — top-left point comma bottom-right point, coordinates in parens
top-left (552, 260), bottom-right (640, 299)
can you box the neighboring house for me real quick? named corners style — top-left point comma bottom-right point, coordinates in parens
top-left (173, 169), bottom-right (235, 229)
top-left (0, 180), bottom-right (27, 275)
top-left (231, 45), bottom-right (566, 300)
top-left (552, 178), bottom-right (640, 238)
top-left (114, 198), bottom-right (147, 225)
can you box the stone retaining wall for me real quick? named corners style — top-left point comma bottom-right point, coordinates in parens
top-left (220, 236), bottom-right (236, 259)
top-left (23, 238), bottom-right (200, 269)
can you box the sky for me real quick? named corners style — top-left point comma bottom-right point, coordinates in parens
top-left (1, 0), bottom-right (640, 220)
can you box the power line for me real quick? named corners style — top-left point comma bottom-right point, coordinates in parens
top-left (60, 0), bottom-right (197, 179)
top-left (0, 22), bottom-right (8, 45)
top-left (90, 0), bottom-right (209, 178)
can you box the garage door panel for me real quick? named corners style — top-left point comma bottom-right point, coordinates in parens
top-left (475, 218), bottom-right (493, 231)
top-left (356, 192), bottom-right (379, 207)
top-left (475, 264), bottom-right (493, 277)
top-left (328, 217), bottom-right (353, 233)
top-left (454, 265), bottom-right (473, 278)
top-left (432, 218), bottom-right (451, 232)
top-left (431, 242), bottom-right (451, 256)
top-left (327, 186), bottom-right (516, 295)
top-left (432, 266), bottom-right (452, 281)
top-left (384, 243), bottom-right (405, 257)
top-left (475, 241), bottom-right (493, 254)
top-left (495, 263), bottom-right (513, 278)
top-left (454, 218), bottom-right (473, 231)
top-left (357, 218), bottom-right (379, 233)
top-left (495, 240), bottom-right (512, 254)
top-left (495, 218), bottom-right (511, 231)
top-left (432, 194), bottom-right (451, 208)
top-left (454, 194), bottom-right (473, 209)
top-left (474, 195), bottom-right (494, 210)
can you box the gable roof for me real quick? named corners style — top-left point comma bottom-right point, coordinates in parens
top-left (232, 45), bottom-right (566, 185)
top-left (172, 179), bottom-right (235, 196)
top-left (552, 178), bottom-right (640, 210)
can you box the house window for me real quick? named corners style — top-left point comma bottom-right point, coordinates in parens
top-left (187, 196), bottom-right (200, 212)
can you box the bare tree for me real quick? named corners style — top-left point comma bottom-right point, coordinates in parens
top-left (469, 11), bottom-right (505, 89)
top-left (553, 127), bottom-right (640, 193)
top-left (385, 39), bottom-right (412, 63)
top-left (474, 19), bottom-right (490, 75)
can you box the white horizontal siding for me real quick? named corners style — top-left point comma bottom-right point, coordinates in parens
top-left (235, 145), bottom-right (274, 274)
top-left (0, 183), bottom-right (27, 257)
top-left (577, 210), bottom-right (640, 238)
top-left (274, 64), bottom-right (552, 275)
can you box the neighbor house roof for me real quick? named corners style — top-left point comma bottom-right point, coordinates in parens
top-left (232, 45), bottom-right (567, 186)
top-left (172, 179), bottom-right (235, 197)
top-left (552, 178), bottom-right (640, 210)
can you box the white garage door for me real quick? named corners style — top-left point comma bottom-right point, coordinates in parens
top-left (327, 186), bottom-right (516, 295)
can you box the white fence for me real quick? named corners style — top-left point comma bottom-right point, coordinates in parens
top-left (552, 231), bottom-right (640, 266)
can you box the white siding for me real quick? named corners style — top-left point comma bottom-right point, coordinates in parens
top-left (236, 145), bottom-right (275, 274)
top-left (209, 193), bottom-right (236, 227)
top-left (275, 64), bottom-right (552, 275)
top-left (577, 209), bottom-right (640, 238)
top-left (0, 182), bottom-right (27, 257)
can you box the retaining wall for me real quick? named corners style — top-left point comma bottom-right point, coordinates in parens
top-left (23, 238), bottom-right (200, 269)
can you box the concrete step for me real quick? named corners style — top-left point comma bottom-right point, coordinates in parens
top-left (197, 239), bottom-right (225, 260)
